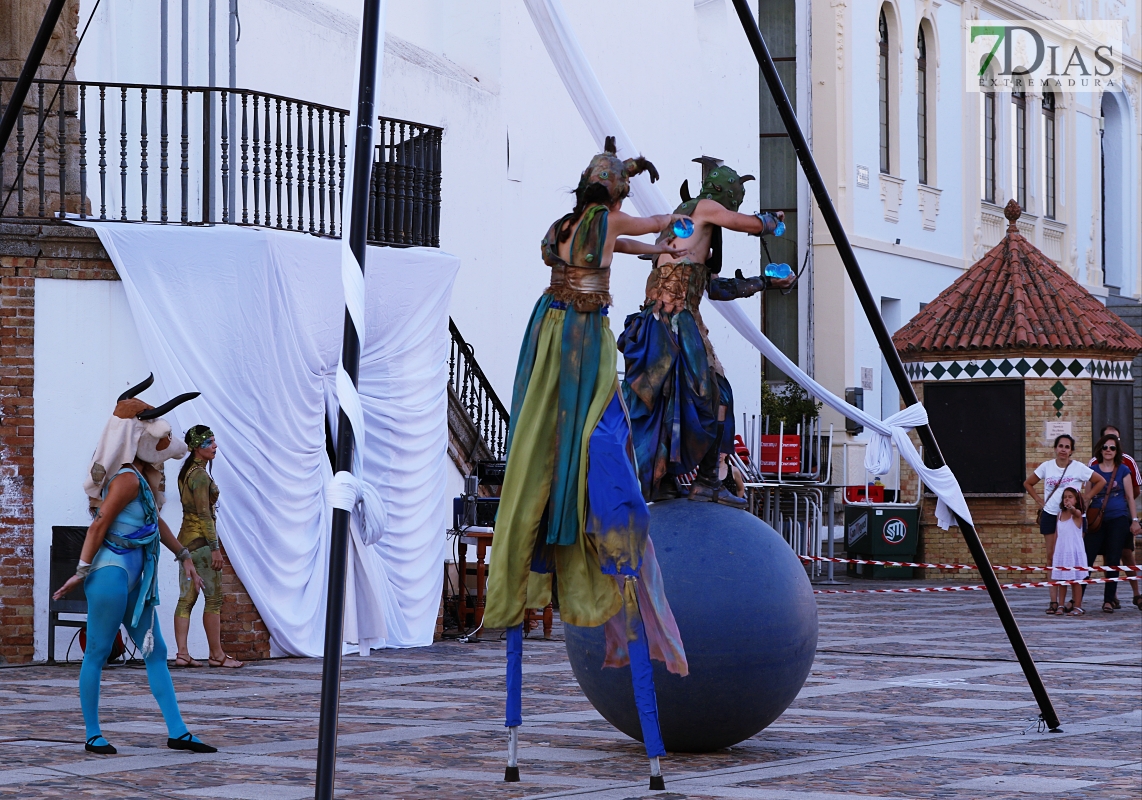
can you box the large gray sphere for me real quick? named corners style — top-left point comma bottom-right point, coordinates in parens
top-left (564, 498), bottom-right (818, 752)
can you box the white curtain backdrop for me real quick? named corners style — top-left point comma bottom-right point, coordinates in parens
top-left (526, 0), bottom-right (972, 530)
top-left (76, 222), bottom-right (458, 656)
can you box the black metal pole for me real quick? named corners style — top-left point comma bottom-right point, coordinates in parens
top-left (730, 0), bottom-right (1060, 731)
top-left (313, 2), bottom-right (384, 798)
top-left (0, 0), bottom-right (67, 154)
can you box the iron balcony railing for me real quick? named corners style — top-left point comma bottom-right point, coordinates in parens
top-left (0, 78), bottom-right (441, 247)
top-left (449, 318), bottom-right (509, 460)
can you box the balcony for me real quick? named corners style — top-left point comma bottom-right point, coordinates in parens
top-left (1, 78), bottom-right (517, 463)
top-left (0, 78), bottom-right (441, 247)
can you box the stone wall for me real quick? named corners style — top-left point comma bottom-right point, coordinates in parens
top-left (904, 377), bottom-right (1094, 580)
top-left (0, 222), bottom-right (270, 663)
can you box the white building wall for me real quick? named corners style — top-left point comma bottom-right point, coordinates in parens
top-left (74, 0), bottom-right (769, 416)
top-left (819, 0), bottom-right (1141, 470)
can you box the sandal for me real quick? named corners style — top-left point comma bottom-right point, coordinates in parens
top-left (85, 735), bottom-right (116, 755)
top-left (1064, 602), bottom-right (1074, 614)
top-left (208, 654), bottom-right (244, 669)
top-left (1069, 607), bottom-right (1085, 616)
top-left (167, 732), bottom-right (217, 753)
top-left (174, 653), bottom-right (204, 668)
top-left (1111, 599), bottom-right (1121, 609)
top-left (1102, 602), bottom-right (1115, 614)
top-left (1132, 595), bottom-right (1142, 610)
top-left (1046, 602), bottom-right (1058, 615)
top-left (1053, 605), bottom-right (1067, 615)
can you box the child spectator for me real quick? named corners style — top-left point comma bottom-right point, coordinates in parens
top-left (1051, 487), bottom-right (1088, 615)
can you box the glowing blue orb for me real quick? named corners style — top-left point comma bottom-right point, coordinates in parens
top-left (672, 218), bottom-right (694, 238)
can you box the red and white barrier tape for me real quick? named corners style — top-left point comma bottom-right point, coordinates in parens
top-left (813, 576), bottom-right (1138, 595)
top-left (799, 555), bottom-right (1141, 573)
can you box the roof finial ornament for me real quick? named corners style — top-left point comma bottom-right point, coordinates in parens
top-left (1004, 199), bottom-right (1022, 231)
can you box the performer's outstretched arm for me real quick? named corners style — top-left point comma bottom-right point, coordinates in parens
top-left (615, 237), bottom-right (688, 259)
top-left (696, 199), bottom-right (784, 236)
top-left (708, 270), bottom-right (768, 300)
top-left (609, 210), bottom-right (689, 238)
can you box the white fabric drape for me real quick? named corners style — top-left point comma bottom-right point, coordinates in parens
top-left (526, 0), bottom-right (972, 531)
top-left (77, 222), bottom-right (458, 655)
top-left (712, 302), bottom-right (972, 529)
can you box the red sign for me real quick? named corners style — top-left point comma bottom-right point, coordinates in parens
top-left (759, 435), bottom-right (801, 473)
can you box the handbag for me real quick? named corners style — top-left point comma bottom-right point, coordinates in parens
top-left (1086, 466), bottom-right (1116, 534)
top-left (1036, 462), bottom-right (1070, 525)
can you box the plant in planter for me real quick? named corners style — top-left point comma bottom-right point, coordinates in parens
top-left (762, 380), bottom-right (822, 430)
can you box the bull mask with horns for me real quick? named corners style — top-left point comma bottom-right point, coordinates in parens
top-left (83, 373), bottom-right (200, 509)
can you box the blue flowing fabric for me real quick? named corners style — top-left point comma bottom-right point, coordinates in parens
top-left (586, 394), bottom-right (650, 578)
top-left (627, 616), bottom-right (666, 758)
top-left (619, 308), bottom-right (733, 499)
top-left (505, 624), bottom-right (523, 728)
top-left (586, 395), bottom-right (670, 757)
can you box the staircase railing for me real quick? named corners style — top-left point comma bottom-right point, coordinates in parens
top-left (0, 78), bottom-right (441, 247)
top-left (449, 318), bottom-right (508, 460)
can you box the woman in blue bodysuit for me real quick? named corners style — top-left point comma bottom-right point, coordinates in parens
top-left (54, 376), bottom-right (217, 755)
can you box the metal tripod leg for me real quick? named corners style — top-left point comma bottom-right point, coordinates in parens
top-left (728, 0), bottom-right (1060, 731)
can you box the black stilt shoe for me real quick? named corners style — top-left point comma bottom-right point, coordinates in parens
top-left (167, 732), bottom-right (218, 753)
top-left (85, 735), bottom-right (117, 755)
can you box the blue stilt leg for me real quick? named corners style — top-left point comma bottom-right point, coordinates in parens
top-left (504, 623), bottom-right (523, 782)
top-left (627, 613), bottom-right (667, 790)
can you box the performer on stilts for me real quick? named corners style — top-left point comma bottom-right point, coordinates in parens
top-left (619, 163), bottom-right (792, 506)
top-left (53, 375), bottom-right (218, 755)
top-left (484, 138), bottom-right (689, 790)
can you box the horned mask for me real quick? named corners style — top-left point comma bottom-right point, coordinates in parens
top-left (679, 164), bottom-right (755, 212)
top-left (576, 136), bottom-right (660, 205)
top-left (83, 374), bottom-right (200, 507)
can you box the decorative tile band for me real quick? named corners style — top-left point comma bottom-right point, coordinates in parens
top-left (904, 357), bottom-right (1135, 382)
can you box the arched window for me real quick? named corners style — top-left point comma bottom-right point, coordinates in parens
top-left (982, 87), bottom-right (997, 203)
top-left (1042, 91), bottom-right (1056, 219)
top-left (1100, 92), bottom-right (1130, 290)
top-left (879, 10), bottom-right (890, 174)
top-left (917, 26), bottom-right (928, 185)
top-left (1012, 90), bottom-right (1027, 209)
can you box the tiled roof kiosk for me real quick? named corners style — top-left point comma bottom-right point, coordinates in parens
top-left (892, 200), bottom-right (1142, 576)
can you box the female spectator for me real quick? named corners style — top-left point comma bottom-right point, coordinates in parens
top-left (1050, 488), bottom-right (1088, 615)
top-left (1087, 434), bottom-right (1142, 614)
top-left (1024, 434), bottom-right (1104, 614)
top-left (1087, 425), bottom-right (1142, 610)
top-left (172, 425), bottom-right (243, 668)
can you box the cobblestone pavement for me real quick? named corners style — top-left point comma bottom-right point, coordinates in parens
top-left (1, 582), bottom-right (1139, 799)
